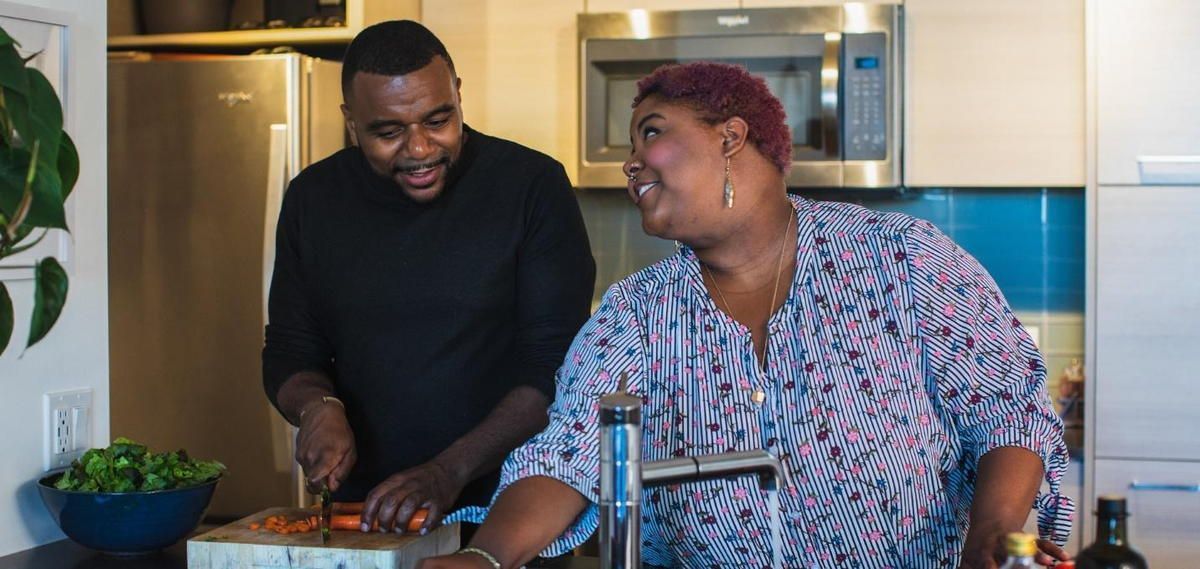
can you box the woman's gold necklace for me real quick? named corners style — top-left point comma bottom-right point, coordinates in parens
top-left (702, 209), bottom-right (795, 405)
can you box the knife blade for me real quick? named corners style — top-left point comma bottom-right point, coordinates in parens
top-left (319, 485), bottom-right (332, 545)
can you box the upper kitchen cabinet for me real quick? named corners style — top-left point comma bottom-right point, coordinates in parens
top-left (1096, 0), bottom-right (1200, 186)
top-left (904, 0), bottom-right (1085, 187)
top-left (424, 0), bottom-right (583, 180)
top-left (583, 1), bottom-right (736, 12)
top-left (108, 0), bottom-right (419, 49)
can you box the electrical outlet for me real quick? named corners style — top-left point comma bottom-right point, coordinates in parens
top-left (45, 389), bottom-right (92, 471)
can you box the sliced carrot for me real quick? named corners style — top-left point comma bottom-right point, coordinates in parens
top-left (249, 523), bottom-right (261, 530)
top-left (407, 509), bottom-right (428, 533)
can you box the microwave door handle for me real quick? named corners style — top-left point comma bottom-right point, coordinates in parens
top-left (820, 33), bottom-right (841, 159)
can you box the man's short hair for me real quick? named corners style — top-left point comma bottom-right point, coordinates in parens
top-left (341, 20), bottom-right (456, 96)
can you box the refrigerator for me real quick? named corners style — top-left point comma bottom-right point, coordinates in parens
top-left (107, 54), bottom-right (344, 518)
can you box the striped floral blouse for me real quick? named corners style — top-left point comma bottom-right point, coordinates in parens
top-left (450, 196), bottom-right (1073, 568)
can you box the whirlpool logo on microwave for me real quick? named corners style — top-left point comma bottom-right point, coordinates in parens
top-left (716, 14), bottom-right (750, 28)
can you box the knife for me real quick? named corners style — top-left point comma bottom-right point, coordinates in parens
top-left (319, 484), bottom-right (332, 545)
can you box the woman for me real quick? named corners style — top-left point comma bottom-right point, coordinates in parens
top-left (421, 62), bottom-right (1073, 568)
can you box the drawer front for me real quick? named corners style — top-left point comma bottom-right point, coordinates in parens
top-left (1091, 459), bottom-right (1200, 568)
top-left (1095, 185), bottom-right (1200, 459)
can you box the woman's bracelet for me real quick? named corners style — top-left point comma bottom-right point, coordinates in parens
top-left (456, 546), bottom-right (502, 569)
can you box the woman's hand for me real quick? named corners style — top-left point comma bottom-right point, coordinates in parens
top-left (959, 526), bottom-right (1006, 569)
top-left (416, 553), bottom-right (496, 569)
top-left (1034, 538), bottom-right (1070, 566)
top-left (960, 528), bottom-right (1070, 568)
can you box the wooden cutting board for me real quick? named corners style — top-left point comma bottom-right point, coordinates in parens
top-left (187, 507), bottom-right (459, 569)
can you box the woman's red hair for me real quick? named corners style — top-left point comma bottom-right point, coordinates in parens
top-left (634, 62), bottom-right (792, 174)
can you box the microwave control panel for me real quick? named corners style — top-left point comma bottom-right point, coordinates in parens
top-left (843, 33), bottom-right (888, 161)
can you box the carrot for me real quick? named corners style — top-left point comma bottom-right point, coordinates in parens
top-left (328, 508), bottom-right (430, 533)
top-left (329, 514), bottom-right (371, 531)
top-left (249, 523), bottom-right (261, 530)
top-left (334, 502), bottom-right (364, 514)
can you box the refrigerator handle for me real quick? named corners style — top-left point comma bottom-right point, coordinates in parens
top-left (262, 123), bottom-right (289, 323)
top-left (262, 123), bottom-right (309, 507)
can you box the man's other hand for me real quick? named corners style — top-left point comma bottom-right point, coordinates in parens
top-left (361, 459), bottom-right (466, 533)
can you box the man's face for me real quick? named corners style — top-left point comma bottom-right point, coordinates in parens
top-left (342, 57), bottom-right (464, 203)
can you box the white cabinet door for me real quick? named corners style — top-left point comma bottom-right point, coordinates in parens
top-left (584, 0), bottom-right (736, 12)
top-left (1095, 185), bottom-right (1200, 460)
top-left (1092, 459), bottom-right (1200, 568)
top-left (1097, 0), bottom-right (1200, 186)
top-left (904, 0), bottom-right (1084, 187)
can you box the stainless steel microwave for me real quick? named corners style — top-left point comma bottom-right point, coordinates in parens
top-left (578, 5), bottom-right (902, 189)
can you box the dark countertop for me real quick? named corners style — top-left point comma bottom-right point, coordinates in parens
top-left (0, 532), bottom-right (599, 569)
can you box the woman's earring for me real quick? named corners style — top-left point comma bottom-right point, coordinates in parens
top-left (723, 156), bottom-right (735, 209)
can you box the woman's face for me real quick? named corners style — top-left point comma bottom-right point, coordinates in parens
top-left (623, 96), bottom-right (727, 242)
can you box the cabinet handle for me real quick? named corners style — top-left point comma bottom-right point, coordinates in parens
top-left (1129, 480), bottom-right (1200, 493)
top-left (1136, 155), bottom-right (1200, 184)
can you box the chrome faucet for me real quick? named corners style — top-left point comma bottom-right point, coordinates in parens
top-left (599, 389), bottom-right (784, 569)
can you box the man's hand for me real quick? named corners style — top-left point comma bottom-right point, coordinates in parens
top-left (295, 400), bottom-right (356, 492)
top-left (361, 459), bottom-right (466, 533)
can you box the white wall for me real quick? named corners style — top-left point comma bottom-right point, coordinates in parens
top-left (0, 0), bottom-right (106, 557)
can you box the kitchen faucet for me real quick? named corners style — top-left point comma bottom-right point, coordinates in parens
top-left (598, 389), bottom-right (784, 569)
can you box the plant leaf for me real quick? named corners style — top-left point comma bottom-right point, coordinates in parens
top-left (0, 145), bottom-right (29, 217)
top-left (23, 154), bottom-right (65, 229)
top-left (27, 256), bottom-right (67, 349)
top-left (0, 145), bottom-right (65, 229)
top-left (57, 133), bottom-right (77, 198)
top-left (6, 226), bottom-right (47, 255)
top-left (0, 281), bottom-right (12, 357)
top-left (0, 27), bottom-right (18, 48)
top-left (2, 86), bottom-right (31, 149)
top-left (25, 68), bottom-right (61, 166)
top-left (0, 44), bottom-right (28, 96)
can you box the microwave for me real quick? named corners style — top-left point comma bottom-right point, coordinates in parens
top-left (578, 5), bottom-right (902, 189)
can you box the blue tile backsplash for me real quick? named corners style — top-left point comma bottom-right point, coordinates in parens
top-left (575, 187), bottom-right (1085, 314)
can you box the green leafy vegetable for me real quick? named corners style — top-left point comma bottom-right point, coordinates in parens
top-left (54, 437), bottom-right (225, 492)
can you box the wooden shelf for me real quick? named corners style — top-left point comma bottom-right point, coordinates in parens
top-left (108, 27), bottom-right (356, 49)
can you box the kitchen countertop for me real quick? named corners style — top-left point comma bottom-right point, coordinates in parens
top-left (0, 532), bottom-right (599, 569)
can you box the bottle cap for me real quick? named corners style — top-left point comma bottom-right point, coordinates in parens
top-left (1005, 532), bottom-right (1036, 557)
top-left (1056, 561), bottom-right (1076, 569)
top-left (1097, 495), bottom-right (1130, 517)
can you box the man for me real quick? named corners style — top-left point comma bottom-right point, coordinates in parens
top-left (262, 20), bottom-right (595, 534)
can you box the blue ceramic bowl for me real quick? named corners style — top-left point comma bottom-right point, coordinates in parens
top-left (36, 473), bottom-right (220, 556)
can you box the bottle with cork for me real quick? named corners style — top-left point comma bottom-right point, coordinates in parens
top-left (1076, 495), bottom-right (1148, 568)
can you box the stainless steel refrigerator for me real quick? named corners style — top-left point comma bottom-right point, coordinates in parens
top-left (108, 54), bottom-right (344, 518)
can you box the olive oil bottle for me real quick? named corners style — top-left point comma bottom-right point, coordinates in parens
top-left (1076, 495), bottom-right (1148, 569)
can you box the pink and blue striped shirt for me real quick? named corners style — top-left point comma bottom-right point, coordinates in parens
top-left (450, 196), bottom-right (1073, 568)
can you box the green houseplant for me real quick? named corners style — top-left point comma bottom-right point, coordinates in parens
top-left (0, 25), bottom-right (77, 356)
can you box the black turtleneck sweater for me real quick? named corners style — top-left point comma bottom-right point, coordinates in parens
top-left (262, 127), bottom-right (596, 507)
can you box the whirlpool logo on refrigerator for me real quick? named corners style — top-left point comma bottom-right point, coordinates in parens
top-left (716, 14), bottom-right (749, 28)
top-left (217, 91), bottom-right (253, 107)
